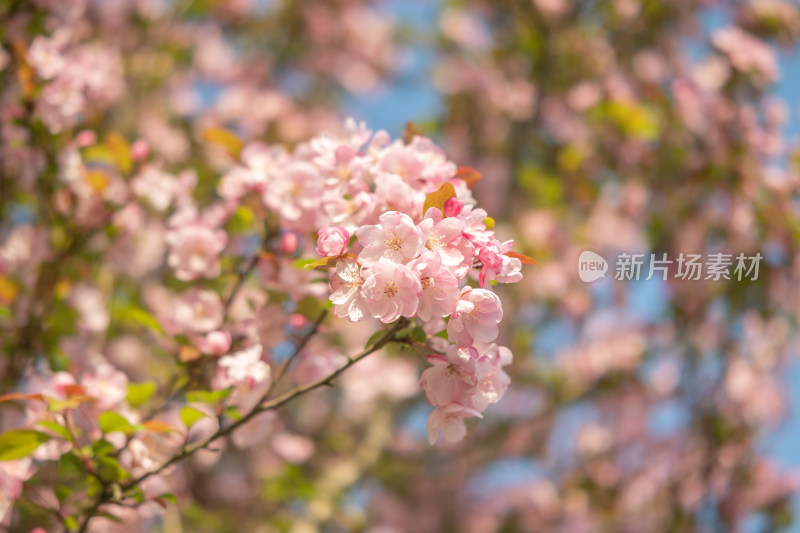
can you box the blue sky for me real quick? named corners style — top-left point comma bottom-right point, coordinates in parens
top-left (345, 1), bottom-right (800, 529)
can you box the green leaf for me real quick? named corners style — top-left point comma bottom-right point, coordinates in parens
top-left (127, 381), bottom-right (157, 408)
top-left (186, 389), bottom-right (230, 405)
top-left (0, 429), bottom-right (50, 461)
top-left (37, 420), bottom-right (71, 440)
top-left (105, 132), bottom-right (132, 174)
top-left (291, 258), bottom-right (317, 269)
top-left (203, 128), bottom-right (243, 158)
top-left (410, 326), bottom-right (427, 343)
top-left (113, 305), bottom-right (165, 335)
top-left (180, 406), bottom-right (208, 429)
top-left (295, 295), bottom-right (327, 320)
top-left (224, 406), bottom-right (242, 421)
top-left (302, 253), bottom-right (356, 271)
top-left (92, 439), bottom-right (129, 482)
top-left (98, 412), bottom-right (136, 435)
top-left (226, 205), bottom-right (255, 234)
top-left (64, 516), bottom-right (79, 531)
top-left (158, 492), bottom-right (178, 504)
top-left (45, 394), bottom-right (94, 412)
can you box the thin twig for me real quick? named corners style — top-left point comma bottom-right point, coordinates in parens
top-left (76, 318), bottom-right (407, 531)
top-left (268, 308), bottom-right (328, 394)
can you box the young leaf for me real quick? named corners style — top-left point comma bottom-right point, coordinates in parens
top-left (158, 492), bottom-right (179, 504)
top-left (404, 121), bottom-right (422, 144)
top-left (92, 439), bottom-right (129, 482)
top-left (46, 394), bottom-right (95, 412)
top-left (291, 258), bottom-right (317, 269)
top-left (303, 253), bottom-right (356, 271)
top-left (98, 412), bottom-right (136, 435)
top-left (0, 392), bottom-right (44, 404)
top-left (105, 132), bottom-right (132, 174)
top-left (186, 389), bottom-right (231, 405)
top-left (203, 128), bottom-right (243, 158)
top-left (127, 381), bottom-right (156, 408)
top-left (422, 182), bottom-right (456, 216)
top-left (178, 345), bottom-right (201, 362)
top-left (455, 166), bottom-right (483, 188)
top-left (0, 429), bottom-right (50, 461)
top-left (180, 406), bottom-right (208, 429)
top-left (141, 420), bottom-right (177, 433)
top-left (37, 420), bottom-right (71, 440)
top-left (506, 250), bottom-right (539, 266)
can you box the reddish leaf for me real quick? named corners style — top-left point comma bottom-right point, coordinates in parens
top-left (0, 393), bottom-right (44, 404)
top-left (455, 167), bottom-right (483, 188)
top-left (506, 250), bottom-right (539, 266)
top-left (142, 420), bottom-right (176, 433)
top-left (404, 122), bottom-right (422, 144)
top-left (63, 384), bottom-right (86, 398)
top-left (178, 345), bottom-right (201, 362)
top-left (203, 128), bottom-right (243, 158)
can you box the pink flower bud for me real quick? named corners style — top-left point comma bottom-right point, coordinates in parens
top-left (316, 226), bottom-right (349, 256)
top-left (198, 330), bottom-right (232, 357)
top-left (289, 313), bottom-right (307, 329)
top-left (131, 139), bottom-right (150, 161)
top-left (443, 197), bottom-right (464, 218)
top-left (280, 232), bottom-right (300, 255)
top-left (74, 130), bottom-right (96, 148)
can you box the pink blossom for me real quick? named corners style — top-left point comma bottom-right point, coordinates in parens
top-left (174, 288), bottom-right (224, 333)
top-left (69, 284), bottom-right (109, 333)
top-left (356, 211), bottom-right (423, 264)
top-left (477, 238), bottom-right (522, 287)
top-left (271, 433), bottom-right (315, 464)
top-left (196, 330), bottom-right (232, 356)
top-left (0, 458), bottom-right (34, 524)
top-left (262, 161), bottom-right (323, 231)
top-left (447, 287), bottom-right (503, 346)
top-left (330, 257), bottom-right (369, 322)
top-left (218, 142), bottom-right (285, 200)
top-left (426, 403), bottom-right (482, 445)
top-left (361, 258), bottom-right (421, 323)
top-left (376, 136), bottom-right (457, 190)
top-left (131, 166), bottom-right (178, 212)
top-left (418, 207), bottom-right (472, 276)
top-left (712, 27), bottom-right (778, 84)
top-left (411, 254), bottom-right (460, 321)
top-left (81, 363), bottom-right (128, 410)
top-left (316, 226), bottom-right (350, 256)
top-left (420, 345), bottom-right (479, 407)
top-left (27, 34), bottom-right (67, 80)
top-left (166, 222), bottom-right (227, 281)
top-left (457, 204), bottom-right (494, 249)
top-left (471, 343), bottom-right (513, 411)
top-left (214, 344), bottom-right (271, 389)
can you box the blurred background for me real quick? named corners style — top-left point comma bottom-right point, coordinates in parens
top-left (2, 0), bottom-right (800, 532)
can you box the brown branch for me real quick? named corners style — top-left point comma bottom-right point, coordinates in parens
top-left (75, 318), bottom-right (407, 531)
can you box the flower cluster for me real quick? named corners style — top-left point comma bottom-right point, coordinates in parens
top-left (219, 120), bottom-right (522, 444)
top-left (151, 119), bottom-right (526, 445)
top-left (26, 30), bottom-right (124, 133)
top-left (322, 205), bottom-right (521, 444)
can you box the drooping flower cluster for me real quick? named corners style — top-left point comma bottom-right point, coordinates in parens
top-left (212, 120), bottom-right (526, 443)
top-left (223, 120), bottom-right (523, 444)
